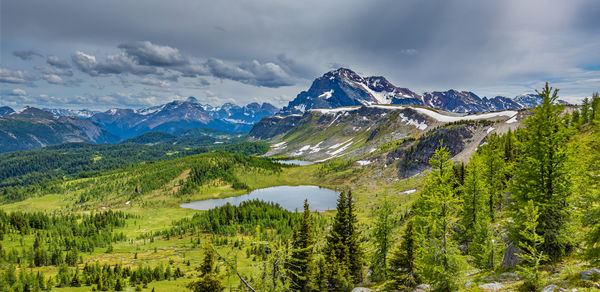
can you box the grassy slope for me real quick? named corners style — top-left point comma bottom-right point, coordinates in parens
top-left (0, 149), bottom-right (423, 291)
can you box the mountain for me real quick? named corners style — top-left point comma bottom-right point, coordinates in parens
top-left (0, 106), bottom-right (14, 116)
top-left (90, 97), bottom-right (279, 138)
top-left (252, 104), bottom-right (523, 173)
top-left (43, 108), bottom-right (99, 118)
top-left (280, 68), bottom-right (421, 114)
top-left (278, 68), bottom-right (566, 115)
top-left (0, 107), bottom-right (119, 153)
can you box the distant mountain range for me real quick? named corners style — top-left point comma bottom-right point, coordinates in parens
top-left (0, 67), bottom-right (571, 153)
top-left (0, 106), bottom-right (119, 152)
top-left (36, 97), bottom-right (278, 138)
top-left (279, 68), bottom-right (566, 115)
top-left (0, 99), bottom-right (278, 152)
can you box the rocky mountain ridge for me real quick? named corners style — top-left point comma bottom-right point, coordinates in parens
top-left (279, 68), bottom-right (566, 115)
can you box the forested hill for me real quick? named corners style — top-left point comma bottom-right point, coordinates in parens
top-left (0, 141), bottom-right (269, 202)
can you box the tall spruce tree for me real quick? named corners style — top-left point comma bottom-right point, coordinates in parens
top-left (459, 154), bottom-right (488, 247)
top-left (388, 217), bottom-right (420, 291)
top-left (414, 143), bottom-right (465, 291)
top-left (287, 199), bottom-right (315, 291)
top-left (323, 190), bottom-right (363, 290)
top-left (480, 135), bottom-right (505, 222)
top-left (508, 83), bottom-right (573, 261)
top-left (516, 200), bottom-right (547, 291)
top-left (346, 191), bottom-right (364, 284)
top-left (188, 247), bottom-right (224, 292)
top-left (370, 196), bottom-right (397, 282)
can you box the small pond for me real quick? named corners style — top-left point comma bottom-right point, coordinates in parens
top-left (274, 160), bottom-right (315, 166)
top-left (180, 185), bottom-right (338, 212)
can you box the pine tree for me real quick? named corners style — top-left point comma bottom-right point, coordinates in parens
top-left (287, 199), bottom-right (315, 291)
top-left (459, 154), bottom-right (488, 247)
top-left (508, 83), bottom-right (573, 261)
top-left (388, 217), bottom-right (420, 291)
top-left (480, 135), bottom-right (505, 222)
top-left (370, 196), bottom-right (397, 282)
top-left (516, 200), bottom-right (547, 291)
top-left (322, 190), bottom-right (363, 290)
top-left (199, 247), bottom-right (216, 276)
top-left (414, 143), bottom-right (465, 291)
top-left (470, 219), bottom-right (503, 270)
top-left (573, 116), bottom-right (600, 264)
top-left (346, 191), bottom-right (364, 284)
top-left (581, 97), bottom-right (590, 124)
top-left (188, 247), bottom-right (224, 292)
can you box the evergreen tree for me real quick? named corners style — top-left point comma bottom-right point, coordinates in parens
top-left (287, 199), bottom-right (315, 291)
top-left (459, 154), bottom-right (488, 246)
top-left (346, 191), bottom-right (364, 284)
top-left (480, 135), bottom-right (505, 222)
top-left (516, 201), bottom-right (547, 291)
top-left (581, 97), bottom-right (590, 124)
top-left (573, 116), bottom-right (600, 264)
top-left (470, 219), bottom-right (503, 270)
top-left (370, 196), bottom-right (397, 282)
top-left (414, 143), bottom-right (465, 291)
top-left (188, 247), bottom-right (224, 292)
top-left (199, 247), bottom-right (216, 276)
top-left (322, 190), bottom-right (363, 290)
top-left (508, 83), bottom-right (573, 261)
top-left (371, 197), bottom-right (397, 282)
top-left (388, 217), bottom-right (420, 291)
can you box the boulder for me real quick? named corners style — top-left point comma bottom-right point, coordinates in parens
top-left (412, 284), bottom-right (431, 291)
top-left (479, 282), bottom-right (504, 291)
top-left (579, 268), bottom-right (600, 280)
top-left (502, 242), bottom-right (522, 268)
top-left (541, 284), bottom-right (558, 292)
top-left (499, 272), bottom-right (519, 281)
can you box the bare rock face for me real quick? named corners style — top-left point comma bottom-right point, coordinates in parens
top-left (541, 284), bottom-right (558, 292)
top-left (479, 282), bottom-right (504, 291)
top-left (412, 284), bottom-right (431, 291)
top-left (580, 268), bottom-right (600, 280)
top-left (502, 242), bottom-right (522, 268)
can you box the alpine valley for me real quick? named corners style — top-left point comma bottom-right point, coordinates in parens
top-left (1, 68), bottom-right (599, 292)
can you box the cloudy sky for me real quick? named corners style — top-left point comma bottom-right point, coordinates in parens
top-left (1, 0), bottom-right (599, 110)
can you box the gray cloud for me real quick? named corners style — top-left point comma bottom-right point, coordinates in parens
top-left (119, 41), bottom-right (187, 66)
top-left (35, 65), bottom-right (73, 76)
top-left (11, 88), bottom-right (27, 96)
top-left (42, 74), bottom-right (81, 86)
top-left (0, 68), bottom-right (37, 84)
top-left (72, 51), bottom-right (157, 76)
top-left (206, 58), bottom-right (293, 87)
top-left (2, 0), bottom-right (599, 108)
top-left (69, 41), bottom-right (294, 87)
top-left (138, 77), bottom-right (171, 87)
top-left (46, 55), bottom-right (71, 68)
top-left (13, 50), bottom-right (42, 60)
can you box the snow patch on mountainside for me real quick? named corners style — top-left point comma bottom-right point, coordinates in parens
top-left (311, 107), bottom-right (361, 114)
top-left (506, 116), bottom-right (518, 124)
top-left (399, 113), bottom-right (428, 130)
top-left (318, 90), bottom-right (334, 99)
top-left (413, 108), bottom-right (517, 122)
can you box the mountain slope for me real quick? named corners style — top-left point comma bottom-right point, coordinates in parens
top-left (0, 107), bottom-right (14, 116)
top-left (90, 97), bottom-right (279, 137)
top-left (277, 68), bottom-right (565, 115)
top-left (0, 107), bottom-right (119, 153)
top-left (254, 104), bottom-right (522, 164)
top-left (280, 68), bottom-right (422, 115)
